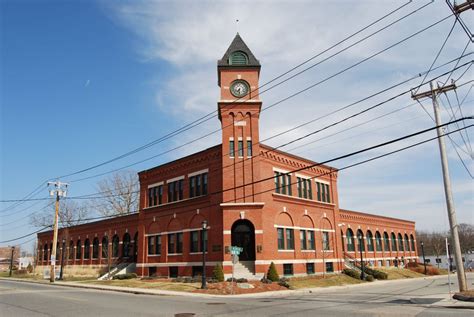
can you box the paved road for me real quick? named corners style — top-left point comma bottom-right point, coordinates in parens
top-left (1, 275), bottom-right (473, 316)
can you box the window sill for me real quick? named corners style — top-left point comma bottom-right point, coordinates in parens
top-left (167, 253), bottom-right (183, 256)
top-left (322, 250), bottom-right (334, 253)
top-left (278, 249), bottom-right (295, 252)
top-left (301, 250), bottom-right (316, 253)
top-left (272, 193), bottom-right (336, 207)
top-left (147, 254), bottom-right (161, 257)
top-left (189, 252), bottom-right (208, 255)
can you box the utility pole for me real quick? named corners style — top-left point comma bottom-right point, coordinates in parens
top-left (411, 81), bottom-right (468, 292)
top-left (47, 180), bottom-right (68, 283)
top-left (9, 246), bottom-right (15, 277)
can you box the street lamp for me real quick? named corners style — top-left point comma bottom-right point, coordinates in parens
top-left (420, 241), bottom-right (427, 275)
top-left (201, 220), bottom-right (208, 290)
top-left (358, 235), bottom-right (365, 280)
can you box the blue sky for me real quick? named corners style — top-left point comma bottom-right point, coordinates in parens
top-left (1, 0), bottom-right (472, 252)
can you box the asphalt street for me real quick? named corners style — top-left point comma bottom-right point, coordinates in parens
top-left (0, 274), bottom-right (473, 316)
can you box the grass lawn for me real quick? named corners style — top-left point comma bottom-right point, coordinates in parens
top-left (289, 274), bottom-right (364, 289)
top-left (376, 268), bottom-right (425, 280)
top-left (78, 279), bottom-right (201, 292)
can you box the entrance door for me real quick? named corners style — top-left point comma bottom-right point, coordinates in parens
top-left (231, 220), bottom-right (256, 261)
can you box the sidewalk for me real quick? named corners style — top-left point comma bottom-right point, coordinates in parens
top-left (1, 274), bottom-right (474, 309)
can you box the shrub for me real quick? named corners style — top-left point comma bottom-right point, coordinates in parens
top-left (267, 262), bottom-right (280, 282)
top-left (278, 280), bottom-right (290, 288)
top-left (236, 278), bottom-right (248, 283)
top-left (112, 273), bottom-right (137, 280)
top-left (226, 277), bottom-right (237, 282)
top-left (27, 264), bottom-right (33, 273)
top-left (260, 277), bottom-right (272, 284)
top-left (212, 263), bottom-right (225, 282)
top-left (343, 268), bottom-right (360, 279)
top-left (207, 278), bottom-right (218, 284)
top-left (16, 269), bottom-right (28, 275)
top-left (365, 275), bottom-right (374, 282)
top-left (362, 267), bottom-right (387, 280)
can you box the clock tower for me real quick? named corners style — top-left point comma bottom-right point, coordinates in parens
top-left (218, 34), bottom-right (262, 204)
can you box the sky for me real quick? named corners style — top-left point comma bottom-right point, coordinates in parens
top-left (1, 0), bottom-right (473, 252)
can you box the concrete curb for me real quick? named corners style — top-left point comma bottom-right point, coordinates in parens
top-left (0, 275), bottom-right (460, 298)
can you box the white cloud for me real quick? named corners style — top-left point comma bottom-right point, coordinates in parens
top-left (102, 0), bottom-right (473, 230)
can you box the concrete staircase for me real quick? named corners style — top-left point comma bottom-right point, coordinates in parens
top-left (230, 261), bottom-right (263, 280)
top-left (98, 262), bottom-right (136, 280)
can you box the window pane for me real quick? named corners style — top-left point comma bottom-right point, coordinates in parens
top-left (238, 140), bottom-right (243, 157)
top-left (247, 140), bottom-right (252, 157)
top-left (274, 172), bottom-right (280, 194)
top-left (297, 177), bottom-right (302, 198)
top-left (196, 176), bottom-right (201, 196)
top-left (287, 175), bottom-right (292, 196)
top-left (277, 228), bottom-right (285, 250)
top-left (300, 230), bottom-right (307, 250)
top-left (177, 233), bottom-right (183, 253)
top-left (307, 180), bottom-right (313, 200)
top-left (202, 173), bottom-right (208, 195)
top-left (156, 236), bottom-right (161, 255)
top-left (168, 234), bottom-right (175, 253)
top-left (309, 231), bottom-right (315, 250)
top-left (191, 231), bottom-right (199, 252)
top-left (189, 177), bottom-right (195, 198)
top-left (229, 140), bottom-right (235, 157)
top-left (148, 236), bottom-right (155, 255)
top-left (286, 229), bottom-right (294, 250)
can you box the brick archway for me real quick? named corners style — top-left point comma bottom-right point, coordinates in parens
top-left (231, 219), bottom-right (256, 261)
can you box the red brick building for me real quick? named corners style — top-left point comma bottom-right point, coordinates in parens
top-left (37, 34), bottom-right (417, 278)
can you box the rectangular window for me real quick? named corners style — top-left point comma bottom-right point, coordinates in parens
top-left (306, 263), bottom-right (315, 274)
top-left (189, 177), bottom-right (195, 198)
top-left (190, 231), bottom-right (199, 253)
top-left (297, 177), bottom-right (302, 198)
top-left (274, 172), bottom-right (281, 194)
top-left (148, 185), bottom-right (163, 207)
top-left (302, 179), bottom-right (308, 199)
top-left (229, 140), bottom-right (235, 157)
top-left (316, 181), bottom-right (330, 203)
top-left (300, 230), bottom-right (307, 250)
top-left (283, 263), bottom-right (294, 276)
top-left (307, 180), bottom-right (313, 200)
top-left (247, 140), bottom-right (252, 157)
top-left (323, 232), bottom-right (330, 250)
top-left (238, 140), bottom-right (243, 157)
top-left (286, 228), bottom-right (295, 250)
top-left (156, 235), bottom-right (161, 255)
top-left (325, 262), bottom-right (334, 273)
top-left (169, 266), bottom-right (178, 278)
top-left (202, 173), bottom-right (208, 195)
top-left (168, 234), bottom-right (175, 254)
top-left (196, 175), bottom-right (201, 196)
top-left (277, 228), bottom-right (285, 250)
top-left (148, 236), bottom-right (155, 255)
top-left (168, 182), bottom-right (174, 203)
top-left (176, 232), bottom-right (183, 254)
top-left (287, 175), bottom-right (292, 196)
top-left (308, 231), bottom-right (315, 250)
top-left (178, 180), bottom-right (183, 200)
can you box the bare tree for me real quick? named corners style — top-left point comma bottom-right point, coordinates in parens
top-left (89, 171), bottom-right (139, 217)
top-left (30, 199), bottom-right (89, 229)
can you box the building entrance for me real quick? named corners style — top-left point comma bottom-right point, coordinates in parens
top-left (231, 220), bottom-right (256, 261)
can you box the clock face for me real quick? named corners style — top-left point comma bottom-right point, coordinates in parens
top-left (230, 80), bottom-right (249, 98)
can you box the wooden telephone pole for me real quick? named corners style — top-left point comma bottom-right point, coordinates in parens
top-left (47, 181), bottom-right (68, 283)
top-left (411, 81), bottom-right (468, 292)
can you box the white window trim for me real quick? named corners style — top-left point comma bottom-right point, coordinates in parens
top-left (188, 169), bottom-right (209, 178)
top-left (166, 175), bottom-right (184, 183)
top-left (295, 173), bottom-right (312, 179)
top-left (315, 179), bottom-right (330, 185)
top-left (167, 253), bottom-right (183, 256)
top-left (148, 181), bottom-right (164, 188)
top-left (278, 249), bottom-right (295, 252)
top-left (273, 167), bottom-right (291, 174)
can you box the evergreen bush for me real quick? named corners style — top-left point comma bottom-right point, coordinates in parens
top-left (267, 262), bottom-right (280, 282)
top-left (212, 263), bottom-right (225, 282)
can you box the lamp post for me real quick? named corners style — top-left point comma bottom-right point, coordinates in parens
top-left (421, 241), bottom-right (427, 275)
top-left (201, 220), bottom-right (208, 290)
top-left (59, 238), bottom-right (65, 280)
top-left (9, 246), bottom-right (15, 277)
top-left (358, 235), bottom-right (365, 280)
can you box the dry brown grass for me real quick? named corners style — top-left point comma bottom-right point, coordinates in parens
top-left (289, 274), bottom-right (364, 289)
top-left (78, 279), bottom-right (201, 292)
top-left (376, 267), bottom-right (425, 280)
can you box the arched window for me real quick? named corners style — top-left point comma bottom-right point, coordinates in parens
top-left (391, 233), bottom-right (397, 251)
top-left (92, 237), bottom-right (99, 259)
top-left (43, 244), bottom-right (48, 261)
top-left (69, 240), bottom-right (74, 260)
top-left (112, 235), bottom-right (119, 258)
top-left (375, 231), bottom-right (382, 251)
top-left (123, 233), bottom-right (131, 258)
top-left (383, 232), bottom-right (390, 251)
top-left (410, 234), bottom-right (415, 252)
top-left (84, 239), bottom-right (90, 259)
top-left (366, 230), bottom-right (374, 251)
top-left (76, 240), bottom-right (81, 259)
top-left (404, 234), bottom-right (410, 251)
top-left (229, 51), bottom-right (248, 65)
top-left (102, 236), bottom-right (108, 258)
top-left (398, 233), bottom-right (404, 251)
top-left (346, 229), bottom-right (355, 251)
top-left (357, 229), bottom-right (365, 252)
